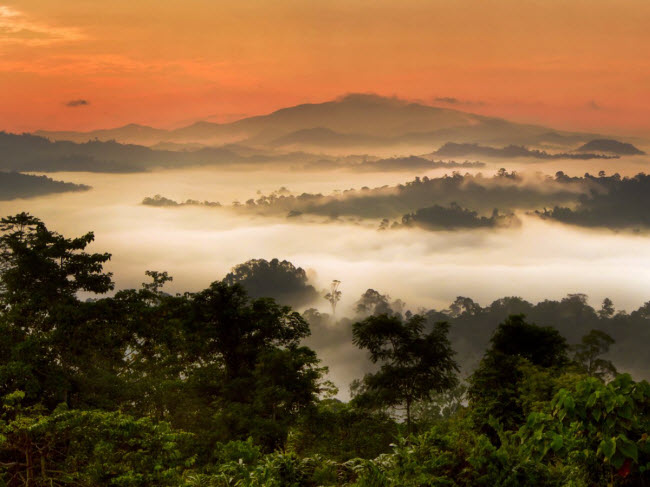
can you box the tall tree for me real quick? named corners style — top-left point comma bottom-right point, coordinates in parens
top-left (352, 314), bottom-right (458, 433)
top-left (598, 297), bottom-right (615, 319)
top-left (468, 314), bottom-right (569, 429)
top-left (0, 213), bottom-right (118, 408)
top-left (324, 279), bottom-right (342, 317)
top-left (181, 282), bottom-right (328, 449)
top-left (572, 329), bottom-right (617, 380)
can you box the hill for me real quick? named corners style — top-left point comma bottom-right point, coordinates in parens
top-left (0, 172), bottom-right (90, 199)
top-left (0, 132), bottom-right (329, 173)
top-left (576, 139), bottom-right (645, 155)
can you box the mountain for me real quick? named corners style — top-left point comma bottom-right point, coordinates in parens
top-left (34, 94), bottom-right (598, 150)
top-left (0, 132), bottom-right (242, 173)
top-left (35, 123), bottom-right (168, 145)
top-left (269, 127), bottom-right (384, 148)
top-left (576, 139), bottom-right (645, 155)
top-left (230, 94), bottom-right (481, 143)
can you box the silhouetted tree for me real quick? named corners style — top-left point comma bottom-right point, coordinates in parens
top-left (449, 296), bottom-right (483, 318)
top-left (352, 314), bottom-right (458, 433)
top-left (354, 289), bottom-right (400, 317)
top-left (182, 282), bottom-right (328, 449)
top-left (468, 315), bottom-right (568, 430)
top-left (572, 329), bottom-right (617, 380)
top-left (0, 213), bottom-right (117, 408)
top-left (599, 298), bottom-right (615, 319)
top-left (223, 258), bottom-right (318, 308)
top-left (324, 280), bottom-right (341, 317)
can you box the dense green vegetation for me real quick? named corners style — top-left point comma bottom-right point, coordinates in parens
top-left (1, 213), bottom-right (648, 486)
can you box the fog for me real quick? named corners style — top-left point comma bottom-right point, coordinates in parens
top-left (1, 160), bottom-right (649, 396)
top-left (0, 163), bottom-right (647, 313)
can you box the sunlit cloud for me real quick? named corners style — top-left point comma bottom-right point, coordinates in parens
top-left (0, 5), bottom-right (84, 47)
top-left (0, 52), bottom-right (244, 83)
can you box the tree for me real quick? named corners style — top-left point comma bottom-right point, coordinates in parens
top-left (410, 383), bottom-right (468, 429)
top-left (354, 288), bottom-right (402, 317)
top-left (181, 282), bottom-right (329, 449)
top-left (448, 296), bottom-right (483, 318)
top-left (572, 329), bottom-right (617, 380)
top-left (599, 298), bottom-right (615, 319)
top-left (468, 315), bottom-right (569, 429)
top-left (0, 212), bottom-right (113, 305)
top-left (288, 398), bottom-right (397, 460)
top-left (352, 314), bottom-right (458, 433)
top-left (519, 374), bottom-right (650, 485)
top-left (223, 258), bottom-right (318, 308)
top-left (0, 213), bottom-right (118, 408)
top-left (324, 280), bottom-right (341, 317)
top-left (0, 392), bottom-right (193, 487)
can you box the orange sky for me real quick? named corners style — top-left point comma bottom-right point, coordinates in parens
top-left (1, 0), bottom-right (649, 135)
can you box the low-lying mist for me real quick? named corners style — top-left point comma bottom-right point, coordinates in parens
top-left (1, 165), bottom-right (646, 308)
top-left (2, 163), bottom-right (649, 394)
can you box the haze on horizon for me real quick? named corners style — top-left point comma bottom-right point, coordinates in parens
top-left (1, 0), bottom-right (650, 136)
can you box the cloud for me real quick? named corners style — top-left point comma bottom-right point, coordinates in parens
top-left (434, 96), bottom-right (486, 107)
top-left (0, 5), bottom-right (84, 47)
top-left (588, 100), bottom-right (601, 110)
top-left (65, 99), bottom-right (90, 107)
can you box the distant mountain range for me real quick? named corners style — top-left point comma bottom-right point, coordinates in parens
top-left (34, 94), bottom-right (624, 151)
top-left (0, 94), bottom-right (641, 174)
top-left (2, 130), bottom-right (633, 174)
top-left (0, 132), bottom-right (323, 173)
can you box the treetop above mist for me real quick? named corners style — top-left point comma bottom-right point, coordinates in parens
top-left (537, 172), bottom-right (650, 230)
top-left (143, 170), bottom-right (650, 232)
top-left (223, 258), bottom-right (319, 308)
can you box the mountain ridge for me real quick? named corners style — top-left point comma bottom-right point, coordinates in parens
top-left (33, 93), bottom-right (603, 149)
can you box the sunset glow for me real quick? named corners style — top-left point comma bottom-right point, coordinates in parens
top-left (2, 0), bottom-right (649, 134)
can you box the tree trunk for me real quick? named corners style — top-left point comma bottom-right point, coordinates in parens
top-left (25, 447), bottom-right (32, 487)
top-left (406, 398), bottom-right (412, 436)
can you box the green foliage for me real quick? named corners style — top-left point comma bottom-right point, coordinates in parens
top-left (0, 213), bottom-right (123, 410)
top-left (0, 213), bottom-right (331, 460)
top-left (519, 374), bottom-right (650, 485)
top-left (352, 314), bottom-right (458, 432)
top-left (468, 315), bottom-right (569, 429)
top-left (340, 418), bottom-right (565, 487)
top-left (571, 329), bottom-right (617, 380)
top-left (410, 383), bottom-right (468, 431)
top-left (1, 213), bottom-right (649, 486)
top-left (288, 399), bottom-right (398, 460)
top-left (0, 393), bottom-right (194, 486)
